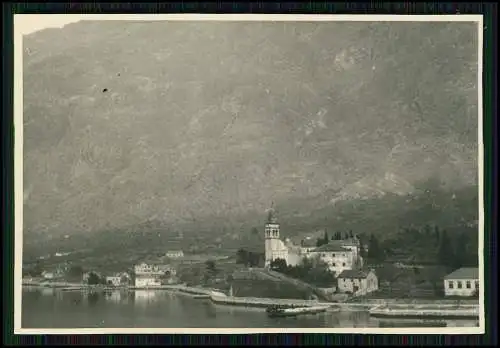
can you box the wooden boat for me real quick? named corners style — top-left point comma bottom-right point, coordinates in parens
top-left (266, 305), bottom-right (329, 318)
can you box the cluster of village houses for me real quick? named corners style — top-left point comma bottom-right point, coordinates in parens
top-left (35, 209), bottom-right (479, 298)
top-left (39, 251), bottom-right (184, 288)
top-left (263, 208), bottom-right (480, 298)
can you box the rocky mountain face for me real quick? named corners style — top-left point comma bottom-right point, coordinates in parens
top-left (23, 20), bottom-right (479, 239)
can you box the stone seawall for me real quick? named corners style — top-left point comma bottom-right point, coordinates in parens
top-left (210, 294), bottom-right (321, 308)
top-left (349, 298), bottom-right (480, 306)
top-left (369, 305), bottom-right (480, 319)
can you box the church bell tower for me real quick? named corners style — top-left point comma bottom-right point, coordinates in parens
top-left (264, 203), bottom-right (281, 267)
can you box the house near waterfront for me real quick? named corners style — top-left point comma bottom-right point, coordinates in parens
top-left (165, 250), bottom-right (184, 259)
top-left (41, 271), bottom-right (55, 280)
top-left (42, 268), bottom-right (65, 281)
top-left (134, 262), bottom-right (176, 288)
top-left (443, 267), bottom-right (479, 297)
top-left (106, 275), bottom-right (122, 287)
top-left (337, 269), bottom-right (379, 296)
top-left (106, 272), bottom-right (131, 287)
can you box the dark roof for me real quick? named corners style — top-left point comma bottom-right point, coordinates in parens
top-left (339, 238), bottom-right (360, 246)
top-left (301, 238), bottom-right (318, 248)
top-left (312, 243), bottom-right (351, 253)
top-left (337, 270), bottom-right (372, 279)
top-left (444, 267), bottom-right (479, 280)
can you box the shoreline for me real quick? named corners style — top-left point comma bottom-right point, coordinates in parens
top-left (23, 283), bottom-right (480, 317)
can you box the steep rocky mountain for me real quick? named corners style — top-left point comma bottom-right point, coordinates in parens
top-left (23, 20), bottom-right (479, 239)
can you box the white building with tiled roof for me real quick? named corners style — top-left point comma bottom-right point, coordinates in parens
top-left (337, 269), bottom-right (378, 296)
top-left (165, 250), bottom-right (184, 259)
top-left (443, 267), bottom-right (479, 297)
top-left (263, 206), bottom-right (363, 274)
top-left (307, 243), bottom-right (355, 275)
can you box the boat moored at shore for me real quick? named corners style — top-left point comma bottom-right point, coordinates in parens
top-left (266, 304), bottom-right (331, 318)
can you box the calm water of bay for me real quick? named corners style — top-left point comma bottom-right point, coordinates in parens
top-left (21, 288), bottom-right (477, 329)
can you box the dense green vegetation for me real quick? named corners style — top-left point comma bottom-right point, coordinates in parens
top-left (235, 248), bottom-right (264, 267)
top-left (231, 279), bottom-right (311, 300)
top-left (270, 257), bottom-right (336, 288)
top-left (363, 224), bottom-right (478, 268)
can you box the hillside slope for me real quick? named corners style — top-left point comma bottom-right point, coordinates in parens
top-left (23, 21), bottom-right (479, 238)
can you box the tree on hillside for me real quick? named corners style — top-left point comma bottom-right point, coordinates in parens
top-left (277, 257), bottom-right (335, 288)
top-left (434, 225), bottom-right (440, 242)
top-left (323, 230), bottom-right (329, 244)
top-left (423, 224), bottom-right (432, 237)
top-left (68, 265), bottom-right (84, 278)
top-left (437, 230), bottom-right (455, 268)
top-left (251, 227), bottom-right (259, 235)
top-left (344, 232), bottom-right (350, 240)
top-left (204, 260), bottom-right (218, 284)
top-left (249, 251), bottom-right (264, 267)
top-left (367, 234), bottom-right (383, 262)
top-left (316, 231), bottom-right (329, 247)
top-left (270, 258), bottom-right (287, 273)
top-left (28, 262), bottom-right (44, 277)
top-left (87, 272), bottom-right (101, 285)
top-left (236, 248), bottom-right (248, 265)
top-left (358, 235), bottom-right (368, 259)
top-left (452, 232), bottom-right (468, 269)
top-left (349, 230), bottom-right (354, 239)
top-left (206, 260), bottom-right (217, 273)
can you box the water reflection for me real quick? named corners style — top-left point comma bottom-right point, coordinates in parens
top-left (104, 291), bottom-right (121, 303)
top-left (21, 288), bottom-right (480, 329)
top-left (87, 292), bottom-right (100, 306)
top-left (133, 290), bottom-right (159, 305)
top-left (40, 287), bottom-right (55, 297)
top-left (203, 302), bottom-right (218, 319)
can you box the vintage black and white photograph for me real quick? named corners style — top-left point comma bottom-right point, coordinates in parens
top-left (15, 14), bottom-right (484, 334)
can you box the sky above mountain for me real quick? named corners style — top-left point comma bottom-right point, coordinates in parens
top-left (22, 20), bottom-right (480, 237)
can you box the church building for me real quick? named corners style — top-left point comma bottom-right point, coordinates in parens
top-left (264, 206), bottom-right (301, 267)
top-left (263, 205), bottom-right (363, 276)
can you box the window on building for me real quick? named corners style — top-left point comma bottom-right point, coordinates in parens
top-left (332, 253), bottom-right (336, 257)
top-left (322, 253), bottom-right (326, 257)
top-left (448, 281), bottom-right (454, 289)
top-left (466, 281), bottom-right (471, 289)
top-left (332, 263), bottom-right (336, 266)
top-left (457, 281), bottom-right (463, 289)
top-left (475, 281), bottom-right (479, 290)
top-left (342, 263), bottom-right (346, 266)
